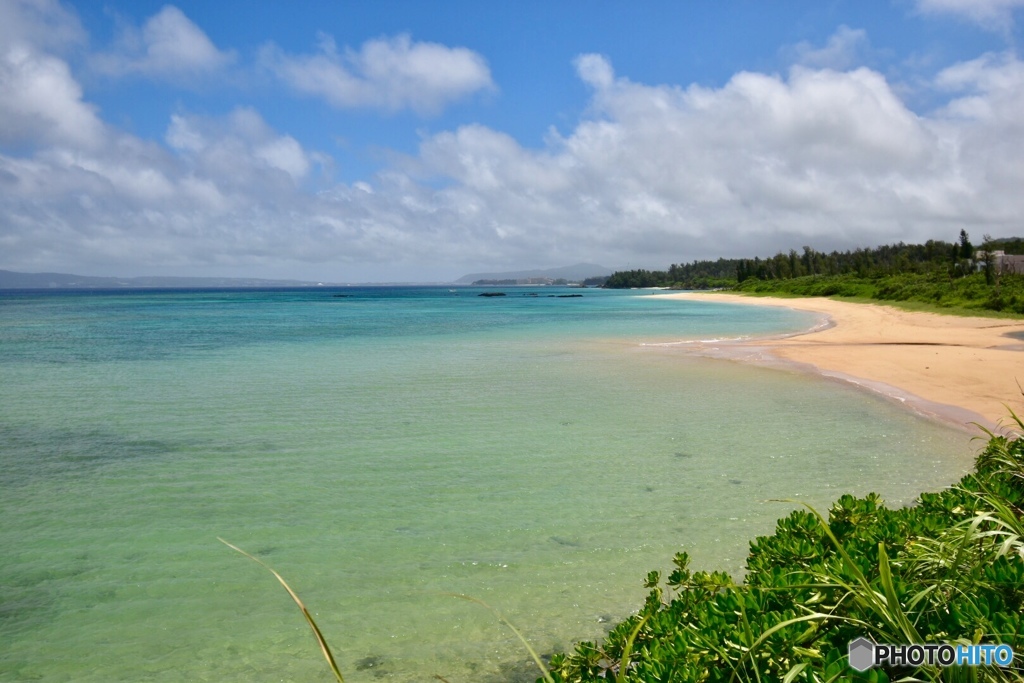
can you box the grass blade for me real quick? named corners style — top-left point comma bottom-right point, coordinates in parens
top-left (876, 542), bottom-right (920, 645)
top-left (775, 500), bottom-right (921, 646)
top-left (616, 612), bottom-right (652, 683)
top-left (446, 593), bottom-right (555, 683)
top-left (218, 538), bottom-right (345, 683)
top-left (728, 612), bottom-right (836, 683)
top-left (782, 662), bottom-right (807, 683)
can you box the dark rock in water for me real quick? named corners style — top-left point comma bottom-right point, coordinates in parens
top-left (331, 294), bottom-right (350, 298)
top-left (557, 294), bottom-right (583, 298)
top-left (478, 292), bottom-right (506, 297)
top-left (356, 655), bottom-right (386, 671)
top-left (493, 657), bottom-right (551, 683)
top-left (550, 536), bottom-right (582, 547)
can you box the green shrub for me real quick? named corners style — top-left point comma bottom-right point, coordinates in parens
top-left (548, 422), bottom-right (1024, 682)
top-left (731, 272), bottom-right (1024, 317)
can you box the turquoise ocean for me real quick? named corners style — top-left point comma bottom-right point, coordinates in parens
top-left (0, 287), bottom-right (975, 682)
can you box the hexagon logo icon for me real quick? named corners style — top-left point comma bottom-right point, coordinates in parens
top-left (848, 637), bottom-right (876, 672)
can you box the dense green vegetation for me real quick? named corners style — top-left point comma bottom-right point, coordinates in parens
top-left (734, 272), bottom-right (1024, 315)
top-left (604, 234), bottom-right (1024, 314)
top-left (605, 259), bottom-right (741, 290)
top-left (547, 420), bottom-right (1024, 682)
top-left (603, 240), bottom-right (971, 290)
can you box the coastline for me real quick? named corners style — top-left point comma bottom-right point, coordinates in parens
top-left (657, 292), bottom-right (1024, 432)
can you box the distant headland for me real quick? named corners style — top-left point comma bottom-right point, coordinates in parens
top-left (0, 269), bottom-right (337, 289)
top-left (455, 262), bottom-right (612, 285)
top-left (0, 263), bottom-right (614, 289)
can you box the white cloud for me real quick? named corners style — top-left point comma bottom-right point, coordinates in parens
top-left (166, 108), bottom-right (314, 182)
top-left (0, 105), bottom-right (334, 274)
top-left (0, 0), bottom-right (84, 53)
top-left (787, 25), bottom-right (870, 70)
top-left (0, 0), bottom-right (100, 148)
top-left (389, 53), bottom-right (1021, 267)
top-left (935, 50), bottom-right (1024, 99)
top-left (0, 43), bottom-right (105, 148)
top-left (254, 137), bottom-right (309, 181)
top-left (915, 0), bottom-right (1024, 32)
top-left (574, 53), bottom-right (615, 89)
top-left (261, 33), bottom-right (493, 115)
top-left (931, 53), bottom-right (1024, 213)
top-left (92, 5), bottom-right (235, 80)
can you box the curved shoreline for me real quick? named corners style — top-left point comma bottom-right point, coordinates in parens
top-left (656, 292), bottom-right (1024, 432)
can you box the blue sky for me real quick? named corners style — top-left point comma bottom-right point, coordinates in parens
top-left (1, 0), bottom-right (1023, 282)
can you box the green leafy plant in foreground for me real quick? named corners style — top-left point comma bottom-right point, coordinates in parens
top-left (548, 416), bottom-right (1024, 683)
top-left (223, 415), bottom-right (1024, 683)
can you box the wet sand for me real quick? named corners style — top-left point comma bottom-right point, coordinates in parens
top-left (659, 292), bottom-right (1024, 431)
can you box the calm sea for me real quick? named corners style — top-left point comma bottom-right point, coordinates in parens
top-left (0, 287), bottom-right (974, 682)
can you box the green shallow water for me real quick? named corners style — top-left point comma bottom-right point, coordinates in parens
top-left (0, 288), bottom-right (974, 682)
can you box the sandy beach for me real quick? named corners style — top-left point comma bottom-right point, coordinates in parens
top-left (659, 292), bottom-right (1024, 431)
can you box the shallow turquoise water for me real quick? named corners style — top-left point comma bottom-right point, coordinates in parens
top-left (0, 287), bottom-right (975, 682)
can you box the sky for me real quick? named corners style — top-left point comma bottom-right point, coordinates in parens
top-left (1, 1), bottom-right (1023, 283)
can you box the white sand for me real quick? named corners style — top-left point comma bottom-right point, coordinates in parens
top-left (659, 292), bottom-right (1024, 430)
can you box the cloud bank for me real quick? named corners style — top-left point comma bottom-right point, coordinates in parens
top-left (401, 53), bottom-right (1023, 268)
top-left (1, 6), bottom-right (1024, 281)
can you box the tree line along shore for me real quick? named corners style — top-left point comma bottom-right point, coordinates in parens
top-left (603, 233), bottom-right (1024, 316)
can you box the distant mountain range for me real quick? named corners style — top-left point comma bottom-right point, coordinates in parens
top-left (0, 264), bottom-right (615, 289)
top-left (0, 269), bottom-right (330, 289)
top-left (455, 263), bottom-right (613, 284)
